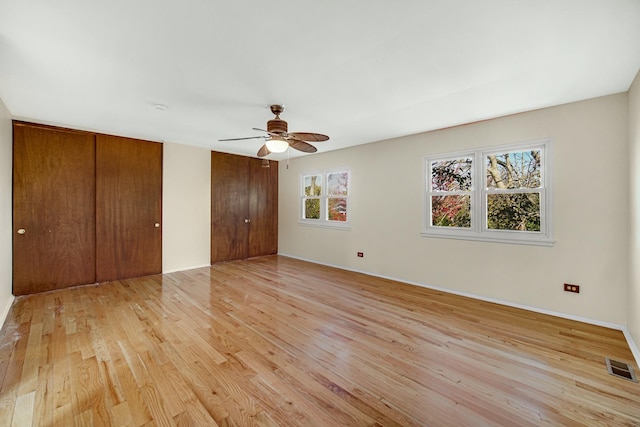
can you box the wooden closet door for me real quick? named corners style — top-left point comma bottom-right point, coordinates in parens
top-left (96, 135), bottom-right (162, 282)
top-left (12, 123), bottom-right (96, 295)
top-left (248, 158), bottom-right (278, 257)
top-left (211, 151), bottom-right (250, 263)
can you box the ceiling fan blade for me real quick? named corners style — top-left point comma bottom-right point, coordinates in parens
top-left (219, 135), bottom-right (267, 142)
top-left (288, 137), bottom-right (317, 153)
top-left (257, 144), bottom-right (271, 157)
top-left (288, 132), bottom-right (329, 142)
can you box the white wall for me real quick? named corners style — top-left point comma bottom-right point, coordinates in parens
top-left (279, 94), bottom-right (629, 326)
top-left (0, 98), bottom-right (14, 325)
top-left (629, 70), bottom-right (640, 347)
top-left (162, 142), bottom-right (211, 273)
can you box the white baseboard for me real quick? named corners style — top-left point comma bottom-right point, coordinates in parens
top-left (0, 294), bottom-right (15, 330)
top-left (622, 327), bottom-right (640, 368)
top-left (278, 252), bottom-right (639, 367)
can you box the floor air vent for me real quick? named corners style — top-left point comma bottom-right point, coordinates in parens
top-left (605, 357), bottom-right (638, 382)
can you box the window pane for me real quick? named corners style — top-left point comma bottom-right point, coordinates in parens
top-left (304, 199), bottom-right (320, 219)
top-left (487, 193), bottom-right (540, 231)
top-left (328, 198), bottom-right (347, 221)
top-left (486, 150), bottom-right (541, 189)
top-left (304, 175), bottom-right (322, 196)
top-left (328, 172), bottom-right (349, 196)
top-left (431, 195), bottom-right (471, 228)
top-left (431, 158), bottom-right (473, 191)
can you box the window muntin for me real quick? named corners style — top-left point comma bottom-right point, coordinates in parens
top-left (300, 170), bottom-right (350, 228)
top-left (424, 140), bottom-right (552, 245)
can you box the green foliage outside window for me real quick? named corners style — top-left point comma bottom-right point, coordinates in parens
top-left (305, 199), bottom-right (320, 219)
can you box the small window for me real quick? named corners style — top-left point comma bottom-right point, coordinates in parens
top-left (423, 140), bottom-right (552, 246)
top-left (300, 170), bottom-right (350, 229)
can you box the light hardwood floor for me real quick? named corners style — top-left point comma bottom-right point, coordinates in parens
top-left (1, 256), bottom-right (639, 426)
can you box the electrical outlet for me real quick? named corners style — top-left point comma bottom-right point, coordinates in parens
top-left (357, 252), bottom-right (364, 258)
top-left (564, 283), bottom-right (580, 293)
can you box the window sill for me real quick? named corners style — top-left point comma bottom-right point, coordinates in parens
top-left (298, 221), bottom-right (352, 231)
top-left (420, 231), bottom-right (554, 247)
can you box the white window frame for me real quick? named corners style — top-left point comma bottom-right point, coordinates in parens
top-left (422, 139), bottom-right (553, 246)
top-left (299, 169), bottom-right (351, 230)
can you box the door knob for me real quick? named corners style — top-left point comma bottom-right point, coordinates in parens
top-left (154, 223), bottom-right (160, 228)
top-left (244, 219), bottom-right (251, 223)
top-left (17, 228), bottom-right (26, 235)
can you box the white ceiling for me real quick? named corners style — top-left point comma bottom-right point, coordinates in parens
top-left (1, 0), bottom-right (639, 159)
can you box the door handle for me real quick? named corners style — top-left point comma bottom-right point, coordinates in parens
top-left (244, 219), bottom-right (251, 223)
top-left (17, 228), bottom-right (26, 235)
top-left (154, 223), bottom-right (160, 228)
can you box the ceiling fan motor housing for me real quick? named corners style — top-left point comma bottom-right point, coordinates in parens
top-left (267, 118), bottom-right (288, 135)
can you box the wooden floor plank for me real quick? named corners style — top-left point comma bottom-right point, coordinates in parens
top-left (0, 255), bottom-right (639, 426)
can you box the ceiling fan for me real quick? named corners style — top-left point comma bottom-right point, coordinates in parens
top-left (219, 105), bottom-right (329, 157)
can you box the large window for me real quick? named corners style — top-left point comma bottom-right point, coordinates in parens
top-left (301, 170), bottom-right (350, 228)
top-left (423, 139), bottom-right (552, 245)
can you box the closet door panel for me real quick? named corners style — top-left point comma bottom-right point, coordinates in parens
top-left (248, 158), bottom-right (278, 257)
top-left (211, 152), bottom-right (250, 263)
top-left (96, 135), bottom-right (162, 282)
top-left (12, 123), bottom-right (96, 295)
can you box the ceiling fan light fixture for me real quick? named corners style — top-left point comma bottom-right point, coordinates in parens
top-left (265, 137), bottom-right (288, 153)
